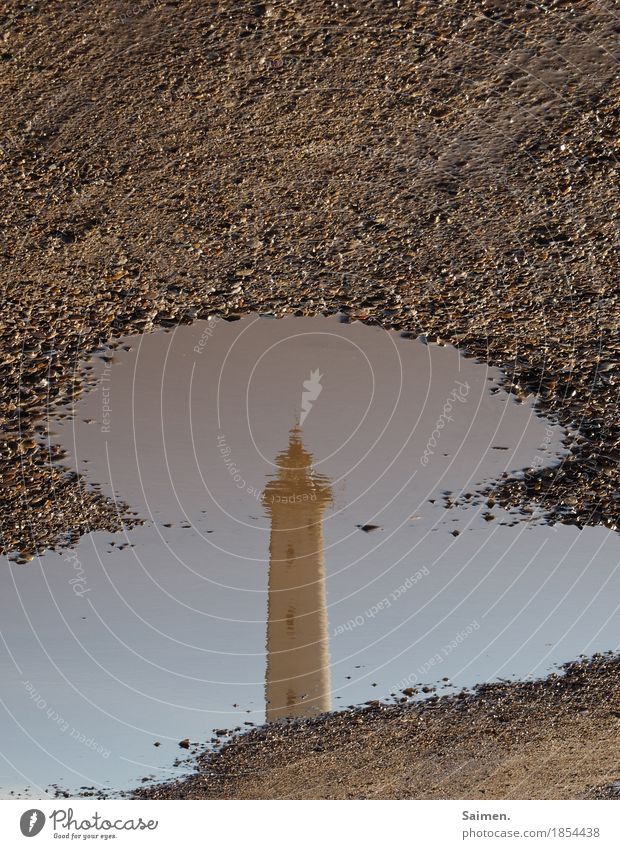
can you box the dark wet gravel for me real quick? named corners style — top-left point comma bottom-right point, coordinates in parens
top-left (1, 0), bottom-right (619, 560)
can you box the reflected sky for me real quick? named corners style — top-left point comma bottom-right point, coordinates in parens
top-left (1, 315), bottom-right (617, 798)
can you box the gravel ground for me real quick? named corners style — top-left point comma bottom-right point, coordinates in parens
top-left (134, 654), bottom-right (620, 799)
top-left (1, 0), bottom-right (619, 799)
top-left (1, 0), bottom-right (619, 559)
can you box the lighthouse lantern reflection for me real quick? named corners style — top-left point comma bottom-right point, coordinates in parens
top-left (262, 427), bottom-right (333, 721)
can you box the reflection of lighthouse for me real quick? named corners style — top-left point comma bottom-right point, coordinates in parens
top-left (262, 427), bottom-right (333, 721)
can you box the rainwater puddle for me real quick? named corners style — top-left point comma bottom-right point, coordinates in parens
top-left (1, 315), bottom-right (618, 796)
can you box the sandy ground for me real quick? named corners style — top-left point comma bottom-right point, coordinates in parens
top-left (135, 655), bottom-right (620, 800)
top-left (1, 0), bottom-right (619, 799)
top-left (1, 0), bottom-right (619, 559)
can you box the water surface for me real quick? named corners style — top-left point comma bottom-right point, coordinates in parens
top-left (1, 315), bottom-right (617, 797)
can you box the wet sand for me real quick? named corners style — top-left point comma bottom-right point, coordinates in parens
top-left (1, 0), bottom-right (619, 799)
top-left (135, 654), bottom-right (620, 800)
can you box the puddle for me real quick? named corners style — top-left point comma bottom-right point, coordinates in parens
top-left (1, 314), bottom-right (618, 797)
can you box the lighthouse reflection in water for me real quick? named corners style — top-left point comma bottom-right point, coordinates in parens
top-left (262, 426), bottom-right (333, 721)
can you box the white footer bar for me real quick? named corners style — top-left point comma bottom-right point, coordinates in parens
top-left (0, 799), bottom-right (617, 847)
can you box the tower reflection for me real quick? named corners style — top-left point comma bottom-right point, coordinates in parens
top-left (262, 427), bottom-right (333, 720)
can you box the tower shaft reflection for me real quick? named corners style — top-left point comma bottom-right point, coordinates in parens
top-left (263, 428), bottom-right (333, 721)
